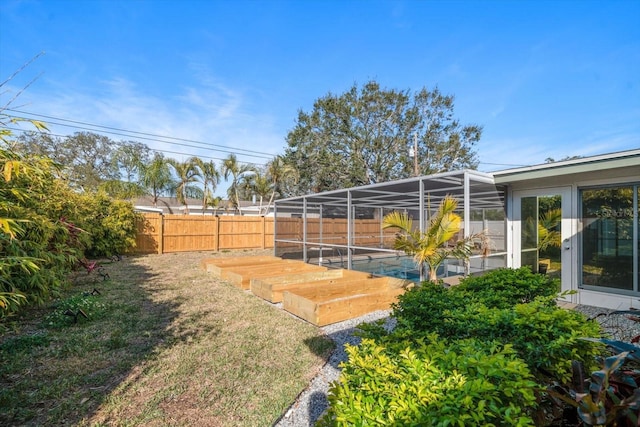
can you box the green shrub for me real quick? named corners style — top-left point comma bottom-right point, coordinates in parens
top-left (320, 337), bottom-right (537, 426)
top-left (1, 147), bottom-right (139, 317)
top-left (80, 192), bottom-right (140, 257)
top-left (387, 270), bottom-right (603, 384)
top-left (1, 149), bottom-right (87, 315)
top-left (456, 267), bottom-right (560, 308)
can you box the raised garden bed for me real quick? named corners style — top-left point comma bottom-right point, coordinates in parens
top-left (214, 260), bottom-right (329, 290)
top-left (251, 269), bottom-right (371, 303)
top-left (282, 277), bottom-right (407, 326)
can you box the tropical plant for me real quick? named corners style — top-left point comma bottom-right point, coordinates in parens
top-left (0, 147), bottom-right (86, 315)
top-left (382, 194), bottom-right (487, 281)
top-left (139, 152), bottom-right (174, 207)
top-left (168, 157), bottom-right (200, 214)
top-left (264, 155), bottom-right (297, 211)
top-left (538, 207), bottom-right (562, 251)
top-left (193, 158), bottom-right (220, 212)
top-left (243, 169), bottom-right (271, 215)
top-left (222, 154), bottom-right (255, 214)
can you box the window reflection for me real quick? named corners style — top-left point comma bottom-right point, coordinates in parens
top-left (581, 186), bottom-right (635, 291)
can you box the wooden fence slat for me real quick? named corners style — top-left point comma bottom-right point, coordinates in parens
top-left (132, 214), bottom-right (396, 255)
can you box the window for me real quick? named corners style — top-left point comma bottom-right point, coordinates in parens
top-left (581, 185), bottom-right (638, 293)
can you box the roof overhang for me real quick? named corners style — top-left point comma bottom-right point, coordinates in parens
top-left (277, 169), bottom-right (505, 211)
top-left (492, 149), bottom-right (640, 184)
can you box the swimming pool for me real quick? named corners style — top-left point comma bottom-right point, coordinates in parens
top-left (345, 256), bottom-right (420, 281)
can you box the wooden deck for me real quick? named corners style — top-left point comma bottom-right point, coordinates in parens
top-left (202, 256), bottom-right (409, 326)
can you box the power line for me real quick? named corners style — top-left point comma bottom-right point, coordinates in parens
top-left (7, 115), bottom-right (273, 161)
top-left (1, 126), bottom-right (267, 167)
top-left (5, 108), bottom-right (279, 159)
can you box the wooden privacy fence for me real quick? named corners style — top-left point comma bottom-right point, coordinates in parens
top-left (133, 214), bottom-right (396, 255)
top-left (134, 214), bottom-right (274, 254)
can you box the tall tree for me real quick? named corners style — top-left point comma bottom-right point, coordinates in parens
top-left (193, 158), bottom-right (220, 213)
top-left (243, 169), bottom-right (271, 215)
top-left (16, 131), bottom-right (121, 191)
top-left (168, 157), bottom-right (201, 214)
top-left (139, 152), bottom-right (174, 207)
top-left (112, 141), bottom-right (151, 182)
top-left (222, 154), bottom-right (255, 215)
top-left (264, 155), bottom-right (298, 212)
top-left (284, 81), bottom-right (481, 194)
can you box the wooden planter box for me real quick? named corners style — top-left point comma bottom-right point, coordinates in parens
top-left (282, 277), bottom-right (407, 326)
top-left (251, 269), bottom-right (371, 303)
top-left (200, 255), bottom-right (281, 275)
top-left (221, 260), bottom-right (328, 290)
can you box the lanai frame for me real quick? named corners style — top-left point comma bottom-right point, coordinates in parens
top-left (274, 169), bottom-right (508, 281)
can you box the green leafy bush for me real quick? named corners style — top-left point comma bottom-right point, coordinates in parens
top-left (80, 192), bottom-right (140, 257)
top-left (320, 337), bottom-right (537, 426)
top-left (1, 146), bottom-right (139, 317)
top-left (388, 272), bottom-right (602, 383)
top-left (1, 149), bottom-right (87, 314)
top-left (455, 267), bottom-right (560, 308)
top-left (331, 268), bottom-right (607, 426)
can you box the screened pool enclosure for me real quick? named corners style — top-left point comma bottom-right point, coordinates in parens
top-left (274, 170), bottom-right (508, 282)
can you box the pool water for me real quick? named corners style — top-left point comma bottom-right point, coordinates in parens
top-left (350, 256), bottom-right (422, 281)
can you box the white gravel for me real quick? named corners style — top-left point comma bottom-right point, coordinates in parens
top-left (274, 309), bottom-right (394, 427)
top-left (274, 304), bottom-right (640, 427)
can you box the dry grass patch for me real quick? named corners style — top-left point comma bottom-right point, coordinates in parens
top-left (0, 250), bottom-right (333, 426)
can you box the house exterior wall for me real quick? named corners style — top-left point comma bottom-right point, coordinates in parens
top-left (501, 162), bottom-right (640, 310)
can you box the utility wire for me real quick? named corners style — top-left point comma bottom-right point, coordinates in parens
top-left (5, 108), bottom-right (278, 158)
top-left (1, 126), bottom-right (267, 167)
top-left (5, 116), bottom-right (273, 160)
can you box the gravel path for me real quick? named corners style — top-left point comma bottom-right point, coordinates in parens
top-left (274, 304), bottom-right (639, 427)
top-left (274, 309), bottom-right (394, 427)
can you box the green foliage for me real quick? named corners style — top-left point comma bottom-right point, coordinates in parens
top-left (455, 267), bottom-right (560, 308)
top-left (331, 268), bottom-right (607, 426)
top-left (1, 147), bottom-right (86, 315)
top-left (284, 80), bottom-right (481, 194)
top-left (43, 293), bottom-right (108, 328)
top-left (0, 145), bottom-right (139, 318)
top-left (80, 192), bottom-right (140, 257)
top-left (320, 337), bottom-right (537, 426)
top-left (383, 195), bottom-right (490, 282)
top-left (222, 154), bottom-right (256, 213)
top-left (389, 271), bottom-right (601, 383)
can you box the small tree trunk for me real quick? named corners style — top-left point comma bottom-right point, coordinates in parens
top-left (428, 266), bottom-right (438, 282)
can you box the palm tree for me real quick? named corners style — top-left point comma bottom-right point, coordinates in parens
top-left (139, 153), bottom-right (174, 207)
top-left (538, 208), bottom-right (562, 252)
top-left (382, 195), bottom-right (488, 282)
top-left (264, 155), bottom-right (297, 214)
top-left (222, 154), bottom-right (255, 215)
top-left (244, 170), bottom-right (272, 215)
top-left (168, 157), bottom-right (200, 214)
top-left (193, 158), bottom-right (220, 214)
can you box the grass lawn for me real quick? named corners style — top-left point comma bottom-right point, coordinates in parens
top-left (0, 250), bottom-right (334, 426)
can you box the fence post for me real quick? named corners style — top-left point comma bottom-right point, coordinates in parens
top-left (158, 214), bottom-right (164, 254)
top-left (214, 216), bottom-right (220, 252)
top-left (261, 216), bottom-right (266, 249)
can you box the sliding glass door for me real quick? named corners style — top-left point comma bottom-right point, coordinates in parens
top-left (514, 187), bottom-right (572, 298)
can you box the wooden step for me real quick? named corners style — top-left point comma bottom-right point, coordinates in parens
top-left (251, 269), bottom-right (371, 303)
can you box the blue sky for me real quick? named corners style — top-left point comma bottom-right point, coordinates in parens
top-left (1, 0), bottom-right (639, 196)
